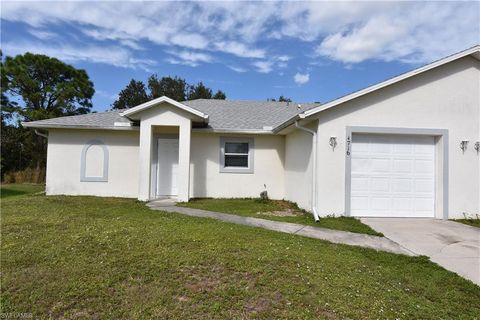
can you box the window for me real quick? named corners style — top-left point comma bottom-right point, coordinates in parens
top-left (220, 137), bottom-right (254, 173)
top-left (225, 142), bottom-right (249, 167)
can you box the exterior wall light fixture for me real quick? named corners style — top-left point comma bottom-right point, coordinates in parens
top-left (460, 140), bottom-right (469, 153)
top-left (329, 136), bottom-right (337, 151)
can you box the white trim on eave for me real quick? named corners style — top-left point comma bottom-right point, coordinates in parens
top-left (192, 128), bottom-right (274, 135)
top-left (120, 96), bottom-right (209, 122)
top-left (21, 123), bottom-right (140, 131)
top-left (300, 45), bottom-right (480, 119)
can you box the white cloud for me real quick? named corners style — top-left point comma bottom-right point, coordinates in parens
top-left (1, 40), bottom-right (156, 71)
top-left (315, 2), bottom-right (480, 63)
top-left (214, 41), bottom-right (265, 59)
top-left (28, 29), bottom-right (57, 40)
top-left (1, 1), bottom-right (478, 69)
top-left (294, 72), bottom-right (310, 85)
top-left (252, 60), bottom-right (273, 73)
top-left (166, 50), bottom-right (213, 67)
top-left (228, 65), bottom-right (247, 73)
top-left (277, 55), bottom-right (291, 62)
top-left (170, 33), bottom-right (208, 50)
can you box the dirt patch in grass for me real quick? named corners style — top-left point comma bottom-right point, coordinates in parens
top-left (256, 208), bottom-right (300, 217)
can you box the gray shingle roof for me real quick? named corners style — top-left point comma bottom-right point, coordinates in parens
top-left (183, 99), bottom-right (319, 131)
top-left (23, 99), bottom-right (320, 131)
top-left (23, 110), bottom-right (131, 129)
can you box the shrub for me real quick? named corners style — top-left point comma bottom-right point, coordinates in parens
top-left (3, 167), bottom-right (46, 184)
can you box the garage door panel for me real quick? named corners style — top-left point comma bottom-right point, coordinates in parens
top-left (392, 178), bottom-right (413, 192)
top-left (392, 197), bottom-right (414, 211)
top-left (351, 137), bottom-right (369, 153)
top-left (415, 179), bottom-right (434, 193)
top-left (370, 141), bottom-right (391, 154)
top-left (393, 142), bottom-right (414, 154)
top-left (371, 197), bottom-right (390, 210)
top-left (351, 177), bottom-right (369, 191)
top-left (351, 196), bottom-right (369, 211)
top-left (415, 159), bottom-right (435, 174)
top-left (371, 178), bottom-right (389, 192)
top-left (415, 198), bottom-right (435, 211)
top-left (371, 158), bottom-right (390, 172)
top-left (351, 157), bottom-right (370, 172)
top-left (393, 159), bottom-right (413, 173)
top-left (350, 133), bottom-right (435, 218)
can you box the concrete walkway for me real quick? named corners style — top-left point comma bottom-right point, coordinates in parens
top-left (147, 200), bottom-right (415, 256)
top-left (362, 218), bottom-right (480, 285)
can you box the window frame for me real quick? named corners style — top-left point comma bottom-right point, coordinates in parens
top-left (219, 137), bottom-right (254, 174)
top-left (80, 139), bottom-right (109, 182)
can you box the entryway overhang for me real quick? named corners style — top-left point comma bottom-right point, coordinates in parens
top-left (121, 96), bottom-right (209, 124)
top-left (126, 96), bottom-right (207, 202)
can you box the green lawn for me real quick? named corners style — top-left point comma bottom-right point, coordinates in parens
top-left (1, 183), bottom-right (45, 199)
top-left (453, 219), bottom-right (480, 228)
top-left (178, 198), bottom-right (383, 236)
top-left (1, 190), bottom-right (479, 318)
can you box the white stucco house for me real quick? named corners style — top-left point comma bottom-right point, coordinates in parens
top-left (24, 46), bottom-right (480, 220)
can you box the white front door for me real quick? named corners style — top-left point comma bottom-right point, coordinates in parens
top-left (350, 134), bottom-right (435, 217)
top-left (157, 138), bottom-right (179, 196)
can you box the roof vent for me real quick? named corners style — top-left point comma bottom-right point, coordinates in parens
top-left (114, 121), bottom-right (132, 127)
top-left (297, 104), bottom-right (302, 110)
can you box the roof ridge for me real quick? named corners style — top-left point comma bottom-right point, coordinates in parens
top-left (183, 98), bottom-right (319, 105)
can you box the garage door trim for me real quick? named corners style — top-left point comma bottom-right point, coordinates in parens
top-left (345, 126), bottom-right (449, 219)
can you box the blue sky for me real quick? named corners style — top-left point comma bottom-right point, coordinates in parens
top-left (1, 1), bottom-right (479, 112)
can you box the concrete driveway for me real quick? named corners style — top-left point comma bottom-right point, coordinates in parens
top-left (361, 218), bottom-right (480, 285)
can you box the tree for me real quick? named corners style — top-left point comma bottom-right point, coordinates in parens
top-left (212, 90), bottom-right (226, 100)
top-left (113, 77), bottom-right (227, 108)
top-left (2, 52), bottom-right (94, 121)
top-left (148, 75), bottom-right (187, 101)
top-left (1, 52), bottom-right (95, 176)
top-left (268, 96), bottom-right (292, 102)
top-left (278, 95), bottom-right (292, 102)
top-left (187, 82), bottom-right (213, 100)
top-left (112, 79), bottom-right (149, 109)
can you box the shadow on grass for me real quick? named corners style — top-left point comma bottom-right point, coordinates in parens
top-left (1, 188), bottom-right (30, 199)
top-left (0, 184), bottom-right (45, 199)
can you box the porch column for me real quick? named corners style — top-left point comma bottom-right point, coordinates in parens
top-left (138, 122), bottom-right (152, 201)
top-left (177, 121), bottom-right (191, 202)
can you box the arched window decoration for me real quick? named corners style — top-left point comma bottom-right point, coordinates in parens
top-left (80, 139), bottom-right (109, 182)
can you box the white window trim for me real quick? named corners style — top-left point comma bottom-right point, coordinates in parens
top-left (219, 137), bottom-right (254, 174)
top-left (80, 139), bottom-right (109, 182)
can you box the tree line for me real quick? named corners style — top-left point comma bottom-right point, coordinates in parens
top-left (112, 76), bottom-right (226, 110)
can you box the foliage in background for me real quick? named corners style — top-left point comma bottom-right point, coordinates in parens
top-left (111, 76), bottom-right (226, 109)
top-left (148, 75), bottom-right (187, 101)
top-left (268, 95), bottom-right (292, 102)
top-left (1, 52), bottom-right (95, 180)
top-left (112, 79), bottom-right (149, 110)
top-left (2, 167), bottom-right (46, 184)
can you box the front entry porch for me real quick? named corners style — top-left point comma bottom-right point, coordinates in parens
top-left (119, 97), bottom-right (210, 202)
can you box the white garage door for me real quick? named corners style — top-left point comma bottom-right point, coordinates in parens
top-left (350, 134), bottom-right (435, 217)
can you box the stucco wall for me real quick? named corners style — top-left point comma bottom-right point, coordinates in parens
top-left (137, 103), bottom-right (192, 201)
top-left (312, 56), bottom-right (480, 218)
top-left (284, 126), bottom-right (314, 210)
top-left (46, 129), bottom-right (139, 198)
top-left (190, 133), bottom-right (285, 199)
